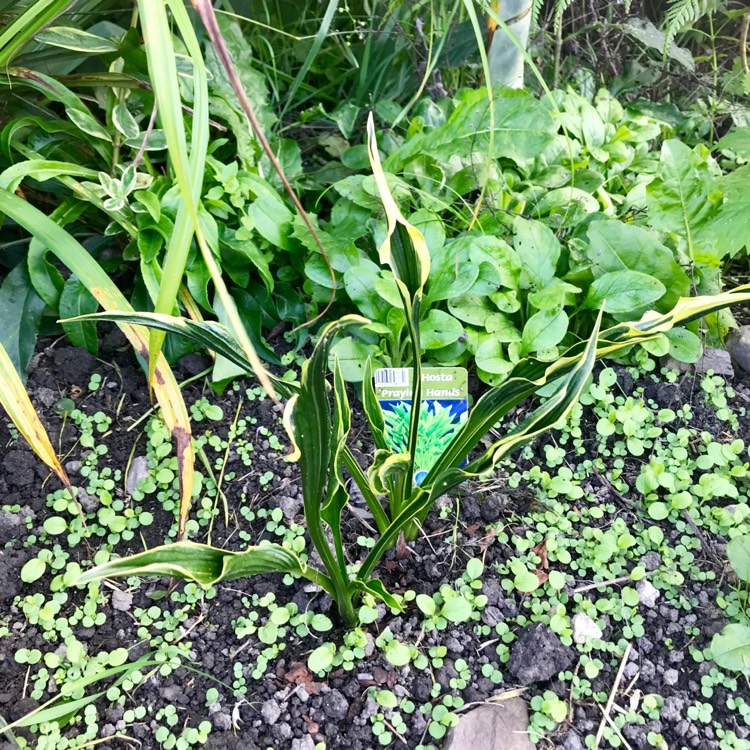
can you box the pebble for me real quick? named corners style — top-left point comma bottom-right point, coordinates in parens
top-left (321, 689), bottom-right (349, 721)
top-left (726, 325), bottom-right (750, 372)
top-left (125, 456), bottom-right (149, 496)
top-left (663, 669), bottom-right (679, 686)
top-left (261, 699), bottom-right (281, 725)
top-left (636, 580), bottom-right (660, 608)
top-left (507, 623), bottom-right (575, 685)
top-left (212, 712), bottom-right (233, 731)
top-left (291, 737), bottom-right (315, 750)
top-left (571, 612), bottom-right (603, 644)
top-left (662, 696), bottom-right (686, 723)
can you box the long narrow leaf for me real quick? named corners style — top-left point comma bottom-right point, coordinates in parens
top-left (0, 190), bottom-right (195, 537)
top-left (74, 539), bottom-right (334, 594)
top-left (0, 340), bottom-right (71, 491)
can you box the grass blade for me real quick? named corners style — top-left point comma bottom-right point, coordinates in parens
top-left (0, 189), bottom-right (195, 538)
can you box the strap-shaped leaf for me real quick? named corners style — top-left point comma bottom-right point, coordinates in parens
top-left (352, 577), bottom-right (403, 611)
top-left (429, 310), bottom-right (604, 500)
top-left (320, 358), bottom-right (353, 579)
top-left (366, 112), bottom-right (430, 296)
top-left (288, 315), bottom-right (369, 608)
top-left (0, 190), bottom-right (195, 537)
top-left (0, 340), bottom-right (71, 491)
top-left (63, 310), bottom-right (298, 399)
top-left (362, 357), bottom-right (387, 451)
top-left (74, 540), bottom-right (331, 591)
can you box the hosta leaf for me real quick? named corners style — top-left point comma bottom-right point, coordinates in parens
top-left (419, 310), bottom-right (464, 350)
top-left (74, 540), bottom-right (309, 588)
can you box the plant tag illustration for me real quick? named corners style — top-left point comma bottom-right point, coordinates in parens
top-left (374, 367), bottom-right (469, 485)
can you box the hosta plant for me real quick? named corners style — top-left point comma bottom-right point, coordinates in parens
top-left (71, 118), bottom-right (750, 626)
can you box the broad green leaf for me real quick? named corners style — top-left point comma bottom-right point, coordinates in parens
top-left (521, 309), bottom-right (568, 355)
top-left (112, 103), bottom-right (139, 140)
top-left (388, 88), bottom-right (555, 168)
top-left (583, 271), bottom-right (665, 315)
top-left (711, 624), bottom-right (750, 674)
top-left (0, 264), bottom-right (46, 379)
top-left (65, 108), bottom-right (111, 141)
top-left (646, 140), bottom-right (720, 239)
top-left (717, 127), bottom-right (750, 159)
top-left (727, 535), bottom-right (750, 583)
top-left (699, 165), bottom-right (750, 259)
top-left (474, 336), bottom-right (514, 376)
top-left (344, 261), bottom-right (388, 320)
top-left (513, 217), bottom-right (560, 289)
top-left (585, 220), bottom-right (689, 310)
top-left (36, 26), bottom-right (120, 53)
top-left (440, 595), bottom-right (472, 623)
top-left (328, 337), bottom-right (379, 383)
top-left (59, 277), bottom-right (99, 355)
top-left (420, 310), bottom-right (464, 350)
top-left (665, 328), bottom-right (702, 363)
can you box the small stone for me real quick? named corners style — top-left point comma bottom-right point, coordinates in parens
top-left (111, 588), bottom-right (133, 612)
top-left (76, 488), bottom-right (98, 513)
top-left (726, 326), bottom-right (750, 373)
top-left (507, 623), bottom-right (574, 685)
top-left (261, 700), bottom-right (281, 725)
top-left (291, 738), bottom-right (315, 750)
top-left (663, 347), bottom-right (734, 378)
top-left (212, 712), bottom-right (233, 731)
top-left (664, 669), bottom-right (679, 686)
top-left (278, 494), bottom-right (302, 521)
top-left (562, 731), bottom-right (586, 750)
top-left (636, 580), bottom-right (660, 608)
top-left (64, 460), bottom-right (82, 475)
top-left (160, 685), bottom-right (182, 702)
top-left (125, 456), bottom-right (149, 496)
top-left (321, 689), bottom-right (349, 721)
top-left (571, 613), bottom-right (603, 644)
top-left (444, 699), bottom-right (535, 750)
top-left (34, 388), bottom-right (58, 408)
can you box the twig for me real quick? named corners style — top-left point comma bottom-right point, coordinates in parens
top-left (191, 0), bottom-right (336, 332)
top-left (682, 510), bottom-right (723, 567)
top-left (594, 642), bottom-right (632, 748)
top-left (573, 569), bottom-right (654, 594)
top-left (741, 13), bottom-right (749, 74)
top-left (596, 701), bottom-right (633, 750)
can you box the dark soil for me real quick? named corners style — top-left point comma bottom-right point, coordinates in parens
top-left (1, 334), bottom-right (749, 750)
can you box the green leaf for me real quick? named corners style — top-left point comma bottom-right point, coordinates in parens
top-left (513, 568), bottom-right (540, 593)
top-left (583, 271), bottom-right (665, 315)
top-left (385, 640), bottom-right (413, 666)
top-left (389, 88), bottom-right (555, 169)
top-left (513, 217), bottom-right (560, 289)
top-left (36, 26), bottom-right (120, 53)
top-left (74, 540), bottom-right (311, 588)
top-left (727, 535), bottom-right (750, 583)
top-left (665, 328), bottom-right (702, 363)
top-left (711, 624), bottom-right (750, 674)
top-left (419, 310), bottom-right (464, 350)
top-left (585, 220), bottom-right (689, 310)
top-left (21, 558), bottom-right (46, 584)
top-left (65, 108), bottom-right (111, 142)
top-left (647, 140), bottom-right (720, 237)
top-left (717, 127), bottom-right (750, 159)
top-left (328, 337), bottom-right (379, 383)
top-left (416, 594), bottom-right (437, 617)
top-left (699, 165), bottom-right (750, 259)
top-left (440, 595), bottom-right (473, 623)
top-left (521, 309), bottom-right (568, 355)
top-left (0, 263), bottom-right (46, 380)
top-left (43, 517), bottom-right (68, 536)
top-left (308, 643), bottom-right (336, 673)
top-left (59, 276), bottom-right (99, 355)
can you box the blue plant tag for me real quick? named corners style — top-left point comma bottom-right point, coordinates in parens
top-left (374, 367), bottom-right (469, 484)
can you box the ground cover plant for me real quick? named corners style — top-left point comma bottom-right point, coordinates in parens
top-left (2, 0), bottom-right (750, 749)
